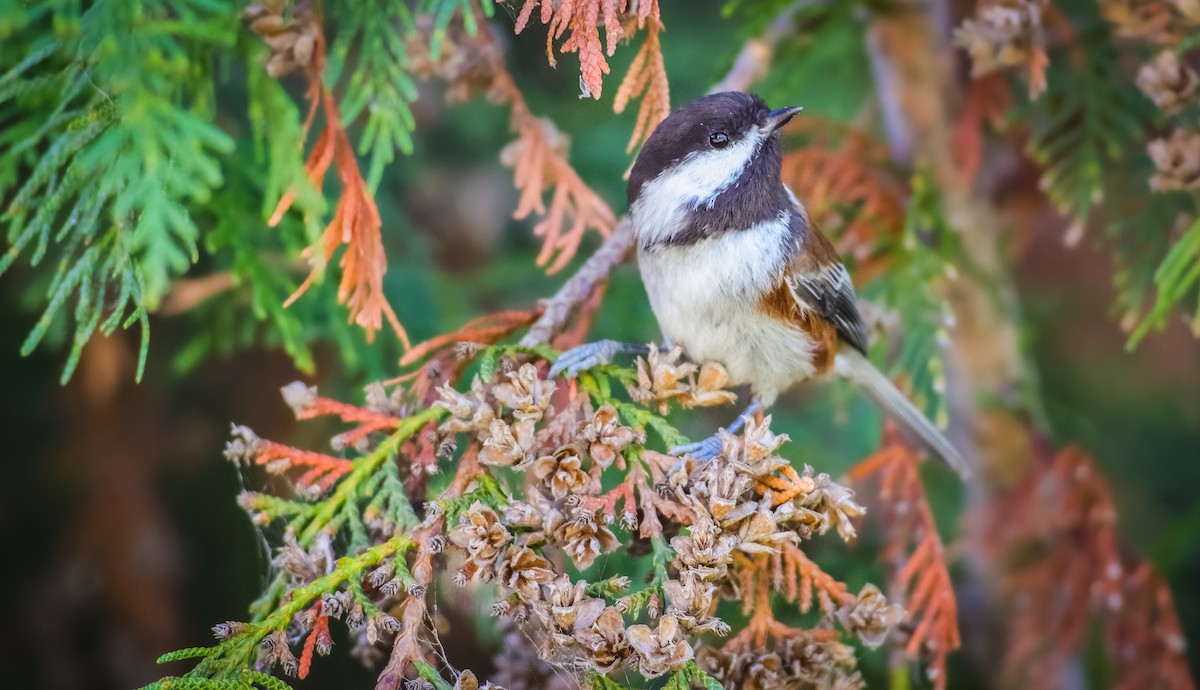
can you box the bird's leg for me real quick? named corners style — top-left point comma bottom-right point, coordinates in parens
top-left (669, 399), bottom-right (764, 460)
top-left (550, 340), bottom-right (652, 379)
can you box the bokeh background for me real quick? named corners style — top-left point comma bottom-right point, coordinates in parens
top-left (2, 2), bottom-right (1199, 688)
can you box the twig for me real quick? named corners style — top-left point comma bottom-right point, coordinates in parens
top-left (709, 0), bottom-right (814, 94)
top-left (159, 272), bottom-right (236, 316)
top-left (520, 217), bottom-right (634, 346)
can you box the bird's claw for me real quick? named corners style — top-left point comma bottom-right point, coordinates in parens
top-left (550, 340), bottom-right (624, 379)
top-left (669, 433), bottom-right (725, 461)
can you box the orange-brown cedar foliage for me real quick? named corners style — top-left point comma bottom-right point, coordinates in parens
top-left (849, 424), bottom-right (961, 690)
top-left (419, 14), bottom-right (620, 273)
top-left (264, 18), bottom-right (407, 346)
top-left (506, 0), bottom-right (662, 99)
top-left (613, 16), bottom-right (670, 151)
top-left (728, 548), bottom-right (856, 650)
top-left (982, 445), bottom-right (1194, 690)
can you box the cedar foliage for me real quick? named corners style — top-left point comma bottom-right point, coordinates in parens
top-left (2, 1), bottom-right (1198, 690)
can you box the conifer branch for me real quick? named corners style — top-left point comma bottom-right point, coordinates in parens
top-left (150, 345), bottom-right (898, 689)
top-left (614, 16), bottom-right (670, 152)
top-left (501, 0), bottom-right (661, 99)
top-left (867, 0), bottom-right (1031, 482)
top-left (413, 11), bottom-right (620, 273)
top-left (255, 5), bottom-right (408, 347)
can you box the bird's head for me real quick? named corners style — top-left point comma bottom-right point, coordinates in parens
top-left (627, 91), bottom-right (802, 208)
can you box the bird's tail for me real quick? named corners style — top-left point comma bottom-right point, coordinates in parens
top-left (834, 347), bottom-right (971, 478)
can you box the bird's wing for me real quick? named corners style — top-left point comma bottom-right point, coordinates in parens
top-left (775, 190), bottom-right (870, 355)
top-left (772, 207), bottom-right (870, 355)
top-left (779, 196), bottom-right (969, 477)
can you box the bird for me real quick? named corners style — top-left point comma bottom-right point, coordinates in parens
top-left (551, 91), bottom-right (969, 477)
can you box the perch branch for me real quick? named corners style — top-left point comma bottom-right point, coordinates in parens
top-left (520, 217), bottom-right (634, 346)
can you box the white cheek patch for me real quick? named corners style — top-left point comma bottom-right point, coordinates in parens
top-left (672, 126), bottom-right (764, 201)
top-left (632, 126), bottom-right (765, 245)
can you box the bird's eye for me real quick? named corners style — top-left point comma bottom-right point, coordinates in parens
top-left (709, 132), bottom-right (730, 149)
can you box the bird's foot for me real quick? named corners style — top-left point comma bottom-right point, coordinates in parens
top-left (667, 400), bottom-right (763, 462)
top-left (669, 432), bottom-right (725, 461)
top-left (550, 340), bottom-right (647, 379)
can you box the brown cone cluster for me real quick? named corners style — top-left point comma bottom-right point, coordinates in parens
top-left (1148, 129), bottom-right (1200, 191)
top-left (242, 1), bottom-right (320, 77)
top-left (697, 630), bottom-right (863, 690)
top-left (954, 0), bottom-right (1047, 77)
top-left (1137, 50), bottom-right (1200, 114)
top-left (1099, 0), bottom-right (1197, 43)
top-left (433, 358), bottom-right (901, 684)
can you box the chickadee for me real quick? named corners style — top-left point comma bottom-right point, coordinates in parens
top-left (553, 91), bottom-right (968, 476)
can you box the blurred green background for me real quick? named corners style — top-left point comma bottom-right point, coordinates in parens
top-left (2, 2), bottom-right (1198, 688)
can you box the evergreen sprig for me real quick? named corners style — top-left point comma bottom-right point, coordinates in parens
top-left (0, 0), bottom-right (496, 381)
top-left (2, 1), bottom-right (239, 381)
top-left (1012, 0), bottom-right (1200, 344)
top-left (244, 407), bottom-right (444, 618)
top-left (328, 0), bottom-right (421, 192)
top-left (147, 535), bottom-right (413, 689)
top-left (1021, 22), bottom-right (1150, 226)
top-left (1133, 216), bottom-right (1200, 342)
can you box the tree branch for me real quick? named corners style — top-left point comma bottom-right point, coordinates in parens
top-left (864, 4), bottom-right (1046, 687)
top-left (520, 217), bottom-right (635, 347)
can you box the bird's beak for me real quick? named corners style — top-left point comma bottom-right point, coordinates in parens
top-left (766, 106), bottom-right (803, 132)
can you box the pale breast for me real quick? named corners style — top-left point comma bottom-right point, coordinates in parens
top-left (635, 218), bottom-right (819, 406)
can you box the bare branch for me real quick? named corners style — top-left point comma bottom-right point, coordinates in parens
top-left (710, 0), bottom-right (815, 94)
top-left (520, 218), bottom-right (634, 347)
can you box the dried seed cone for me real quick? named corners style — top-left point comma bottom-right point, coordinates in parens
top-left (780, 632), bottom-right (858, 686)
top-left (530, 444), bottom-right (592, 499)
top-left (954, 0), bottom-right (1046, 77)
top-left (1099, 0), bottom-right (1182, 42)
top-left (1137, 50), bottom-right (1200, 114)
top-left (555, 515), bottom-right (619, 569)
top-left (697, 647), bottom-right (786, 690)
top-left (628, 344), bottom-right (696, 414)
top-left (242, 2), bottom-right (321, 77)
top-left (498, 546), bottom-right (555, 600)
top-left (837, 584), bottom-right (906, 648)
top-left (626, 614), bottom-right (694, 678)
top-left (449, 502), bottom-right (511, 573)
top-left (682, 361), bottom-right (739, 408)
top-left (579, 403), bottom-right (641, 469)
top-left (577, 606), bottom-right (632, 673)
top-left (480, 418), bottom-right (534, 467)
top-left (493, 363), bottom-right (556, 422)
top-left (539, 575), bottom-right (605, 632)
top-left (1148, 129), bottom-right (1200, 192)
